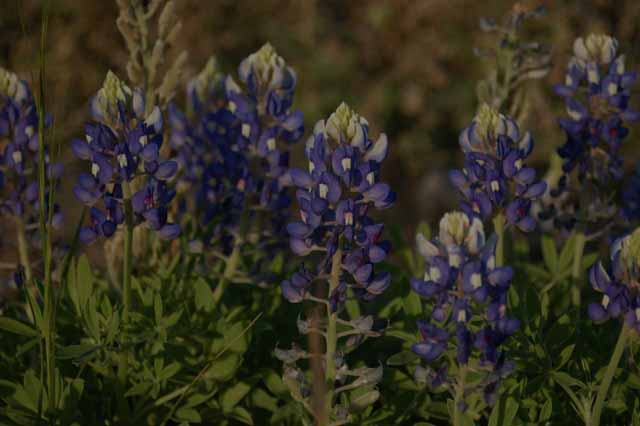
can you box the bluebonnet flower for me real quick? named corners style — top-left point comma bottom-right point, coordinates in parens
top-left (544, 35), bottom-right (638, 234)
top-left (224, 43), bottom-right (303, 238)
top-left (0, 67), bottom-right (63, 229)
top-left (72, 71), bottom-right (179, 244)
top-left (410, 211), bottom-right (519, 404)
top-left (588, 228), bottom-right (640, 334)
top-left (449, 105), bottom-right (546, 232)
top-left (282, 103), bottom-right (395, 308)
top-left (278, 104), bottom-right (393, 422)
top-left (168, 57), bottom-right (249, 240)
top-left (554, 35), bottom-right (638, 183)
top-left (168, 45), bottom-right (303, 262)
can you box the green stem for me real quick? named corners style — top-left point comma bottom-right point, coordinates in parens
top-left (16, 218), bottom-right (38, 324)
top-left (323, 243), bottom-right (343, 425)
top-left (117, 196), bottom-right (134, 423)
top-left (15, 218), bottom-right (33, 284)
top-left (453, 365), bottom-right (467, 426)
top-left (122, 198), bottom-right (134, 326)
top-left (493, 212), bottom-right (506, 267)
top-left (211, 209), bottom-right (250, 308)
top-left (590, 324), bottom-right (629, 426)
top-left (211, 238), bottom-right (242, 308)
top-left (36, 1), bottom-right (55, 411)
top-left (571, 231), bottom-right (586, 307)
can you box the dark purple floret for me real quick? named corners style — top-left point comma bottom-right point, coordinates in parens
top-left (588, 230), bottom-right (640, 335)
top-left (410, 212), bottom-right (518, 401)
top-left (281, 103), bottom-right (395, 310)
top-left (0, 68), bottom-right (63, 237)
top-left (450, 105), bottom-right (545, 231)
top-left (73, 72), bottom-right (179, 243)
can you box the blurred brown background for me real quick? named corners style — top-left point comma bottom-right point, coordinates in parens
top-left (2, 0), bottom-right (640, 239)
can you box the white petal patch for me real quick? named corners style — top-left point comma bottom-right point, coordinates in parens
top-left (429, 266), bottom-right (441, 282)
top-left (515, 159), bottom-right (522, 170)
top-left (341, 157), bottom-right (351, 171)
top-left (345, 212), bottom-right (353, 225)
top-left (118, 154), bottom-right (128, 168)
top-left (241, 123), bottom-right (251, 138)
top-left (12, 150), bottom-right (22, 164)
top-left (319, 183), bottom-right (328, 199)
top-left (92, 163), bottom-right (100, 177)
top-left (367, 172), bottom-right (375, 186)
top-left (471, 273), bottom-right (482, 289)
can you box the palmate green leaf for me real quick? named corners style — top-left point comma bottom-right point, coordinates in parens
top-left (559, 234), bottom-right (576, 272)
top-left (76, 255), bottom-right (94, 314)
top-left (403, 290), bottom-right (423, 316)
top-left (350, 390), bottom-right (380, 412)
top-left (194, 278), bottom-right (215, 312)
top-left (539, 398), bottom-right (552, 422)
top-left (488, 396), bottom-right (519, 426)
top-left (57, 343), bottom-right (101, 361)
top-left (386, 328), bottom-right (417, 343)
top-left (378, 297), bottom-right (404, 318)
top-left (229, 405), bottom-right (254, 425)
top-left (550, 371), bottom-right (587, 415)
top-left (12, 370), bottom-right (43, 413)
top-left (158, 362), bottom-right (182, 381)
top-left (206, 354), bottom-right (242, 382)
top-left (175, 406), bottom-right (202, 423)
top-left (125, 381), bottom-right (152, 398)
top-left (262, 369), bottom-right (287, 396)
top-left (250, 388), bottom-right (278, 412)
top-left (221, 381), bottom-right (252, 413)
top-left (386, 350), bottom-right (418, 366)
top-left (0, 317), bottom-right (39, 338)
top-left (556, 344), bottom-right (575, 369)
top-left (541, 235), bottom-right (558, 272)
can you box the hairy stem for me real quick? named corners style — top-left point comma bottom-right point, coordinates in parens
top-left (453, 365), bottom-right (467, 426)
top-left (211, 209), bottom-right (250, 308)
top-left (323, 243), bottom-right (343, 425)
top-left (117, 196), bottom-right (134, 423)
top-left (211, 237), bottom-right (242, 308)
top-left (590, 324), bottom-right (629, 426)
top-left (493, 212), bottom-right (506, 267)
top-left (571, 231), bottom-right (586, 307)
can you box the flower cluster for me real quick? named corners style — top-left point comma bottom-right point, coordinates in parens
top-left (169, 57), bottom-right (248, 234)
top-left (169, 44), bottom-right (303, 256)
top-left (0, 67), bottom-right (63, 229)
top-left (72, 71), bottom-right (179, 244)
top-left (554, 35), bottom-right (638, 184)
top-left (588, 227), bottom-right (640, 334)
top-left (282, 103), bottom-right (395, 309)
top-left (410, 212), bottom-right (519, 404)
top-left (225, 43), bottom-right (303, 239)
top-left (449, 105), bottom-right (546, 231)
